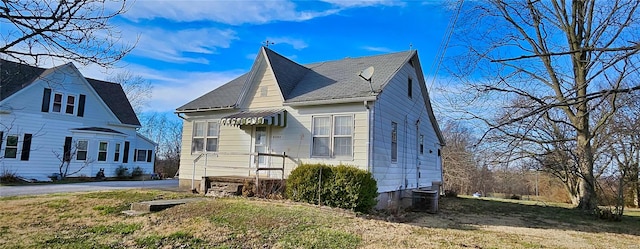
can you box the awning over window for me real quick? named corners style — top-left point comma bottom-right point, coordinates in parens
top-left (221, 109), bottom-right (287, 127)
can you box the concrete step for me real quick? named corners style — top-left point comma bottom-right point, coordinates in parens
top-left (128, 198), bottom-right (205, 214)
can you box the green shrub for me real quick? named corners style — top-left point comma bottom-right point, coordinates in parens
top-left (286, 163), bottom-right (378, 213)
top-left (115, 165), bottom-right (129, 179)
top-left (131, 167), bottom-right (144, 178)
top-left (286, 163), bottom-right (334, 205)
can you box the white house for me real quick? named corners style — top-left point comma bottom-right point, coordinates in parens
top-left (0, 59), bottom-right (156, 180)
top-left (175, 47), bottom-right (444, 208)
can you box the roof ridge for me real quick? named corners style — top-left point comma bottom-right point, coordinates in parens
top-left (303, 50), bottom-right (414, 66)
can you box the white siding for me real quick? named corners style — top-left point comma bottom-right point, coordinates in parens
top-left (240, 56), bottom-right (284, 109)
top-left (0, 65), bottom-right (154, 180)
top-left (371, 62), bottom-right (443, 193)
top-left (178, 103), bottom-right (369, 184)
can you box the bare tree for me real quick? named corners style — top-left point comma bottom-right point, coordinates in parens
top-left (1, 0), bottom-right (133, 67)
top-left (107, 70), bottom-right (153, 114)
top-left (442, 121), bottom-right (479, 194)
top-left (449, 0), bottom-right (640, 210)
top-left (53, 140), bottom-right (95, 179)
top-left (138, 112), bottom-right (181, 177)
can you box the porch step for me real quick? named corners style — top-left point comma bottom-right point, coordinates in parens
top-left (206, 181), bottom-right (244, 197)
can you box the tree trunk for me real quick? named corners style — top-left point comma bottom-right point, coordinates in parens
top-left (575, 132), bottom-right (597, 210)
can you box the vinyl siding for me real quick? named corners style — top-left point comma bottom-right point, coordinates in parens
top-left (178, 103), bottom-right (369, 183)
top-left (242, 58), bottom-right (284, 109)
top-left (0, 66), bottom-right (155, 180)
top-left (371, 62), bottom-right (442, 193)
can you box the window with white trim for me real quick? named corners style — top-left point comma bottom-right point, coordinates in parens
top-left (206, 122), bottom-right (219, 152)
top-left (4, 135), bottom-right (18, 158)
top-left (114, 143), bottom-right (121, 162)
top-left (136, 149), bottom-right (147, 162)
top-left (391, 122), bottom-right (398, 162)
top-left (51, 93), bottom-right (76, 114)
top-left (98, 142), bottom-right (108, 161)
top-left (312, 115), bottom-right (353, 157)
top-left (419, 134), bottom-right (424, 154)
top-left (192, 121), bottom-right (219, 153)
top-left (52, 93), bottom-right (63, 113)
top-left (65, 95), bottom-right (76, 114)
top-left (77, 140), bottom-right (88, 160)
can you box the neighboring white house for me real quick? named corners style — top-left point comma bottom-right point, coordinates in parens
top-left (0, 59), bottom-right (156, 180)
top-left (175, 47), bottom-right (445, 209)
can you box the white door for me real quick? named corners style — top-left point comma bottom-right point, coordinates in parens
top-left (252, 126), bottom-right (269, 168)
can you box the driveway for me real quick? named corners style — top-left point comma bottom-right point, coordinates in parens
top-left (0, 179), bottom-right (179, 197)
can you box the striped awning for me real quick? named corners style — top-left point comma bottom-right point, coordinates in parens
top-left (221, 109), bottom-right (287, 127)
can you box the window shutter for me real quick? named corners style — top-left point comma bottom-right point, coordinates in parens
top-left (63, 137), bottom-right (72, 162)
top-left (77, 94), bottom-right (86, 117)
top-left (147, 150), bottom-right (152, 162)
top-left (123, 141), bottom-right (130, 163)
top-left (133, 149), bottom-right (138, 162)
top-left (20, 134), bottom-right (32, 161)
top-left (0, 131), bottom-right (4, 151)
top-left (41, 88), bottom-right (51, 112)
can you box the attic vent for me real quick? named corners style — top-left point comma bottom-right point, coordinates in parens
top-left (260, 86), bottom-right (268, 97)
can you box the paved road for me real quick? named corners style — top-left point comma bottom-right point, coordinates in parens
top-left (0, 179), bottom-right (180, 197)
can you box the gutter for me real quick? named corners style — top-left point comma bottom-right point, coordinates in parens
top-left (284, 96), bottom-right (377, 107)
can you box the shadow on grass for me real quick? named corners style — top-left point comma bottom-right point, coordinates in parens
top-left (406, 196), bottom-right (640, 236)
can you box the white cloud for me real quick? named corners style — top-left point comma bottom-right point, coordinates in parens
top-left (320, 0), bottom-right (404, 8)
top-left (123, 0), bottom-right (339, 25)
top-left (266, 37), bottom-right (308, 50)
top-left (362, 46), bottom-right (394, 53)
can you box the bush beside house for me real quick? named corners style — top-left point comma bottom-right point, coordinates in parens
top-left (286, 164), bottom-right (378, 213)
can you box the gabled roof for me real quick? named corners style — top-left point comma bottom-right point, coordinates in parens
top-left (86, 78), bottom-right (141, 126)
top-left (176, 47), bottom-right (413, 111)
top-left (0, 59), bottom-right (140, 126)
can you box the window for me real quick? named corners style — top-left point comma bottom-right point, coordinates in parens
top-left (333, 116), bottom-right (352, 157)
top-left (52, 93), bottom-right (63, 112)
top-left (4, 135), bottom-right (18, 158)
top-left (192, 122), bottom-right (205, 153)
top-left (114, 143), bottom-right (121, 162)
top-left (206, 122), bottom-right (219, 152)
top-left (77, 140), bottom-right (88, 160)
top-left (312, 117), bottom-right (331, 157)
top-left (98, 142), bottom-right (108, 161)
top-left (408, 78), bottom-right (413, 98)
top-left (192, 121), bottom-right (219, 153)
top-left (136, 149), bottom-right (147, 162)
top-left (65, 95), bottom-right (75, 114)
top-left (391, 122), bottom-right (397, 162)
top-left (312, 115), bottom-right (353, 157)
top-left (419, 134), bottom-right (424, 154)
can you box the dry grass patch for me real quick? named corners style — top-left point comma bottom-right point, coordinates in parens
top-left (1, 191), bottom-right (639, 248)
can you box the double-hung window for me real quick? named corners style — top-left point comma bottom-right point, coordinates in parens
top-left (98, 142), bottom-right (108, 161)
top-left (192, 121), bottom-right (219, 153)
top-left (312, 115), bottom-right (353, 158)
top-left (114, 143), bottom-right (121, 162)
top-left (77, 140), bottom-right (88, 160)
top-left (65, 95), bottom-right (76, 114)
top-left (52, 93), bottom-right (63, 113)
top-left (4, 135), bottom-right (18, 158)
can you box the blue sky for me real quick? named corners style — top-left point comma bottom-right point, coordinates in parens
top-left (74, 0), bottom-right (458, 114)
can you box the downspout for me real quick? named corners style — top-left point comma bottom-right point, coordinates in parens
top-left (365, 100), bottom-right (372, 173)
top-left (415, 119), bottom-right (420, 188)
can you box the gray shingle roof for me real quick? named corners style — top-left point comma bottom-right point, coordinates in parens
top-left (1, 59), bottom-right (46, 101)
top-left (0, 59), bottom-right (140, 126)
top-left (86, 78), bottom-right (141, 126)
top-left (176, 47), bottom-right (414, 111)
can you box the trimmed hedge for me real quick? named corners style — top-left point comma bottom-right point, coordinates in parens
top-left (286, 163), bottom-right (378, 213)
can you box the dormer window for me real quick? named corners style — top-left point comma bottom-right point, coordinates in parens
top-left (52, 93), bottom-right (63, 112)
top-left (66, 95), bottom-right (76, 114)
